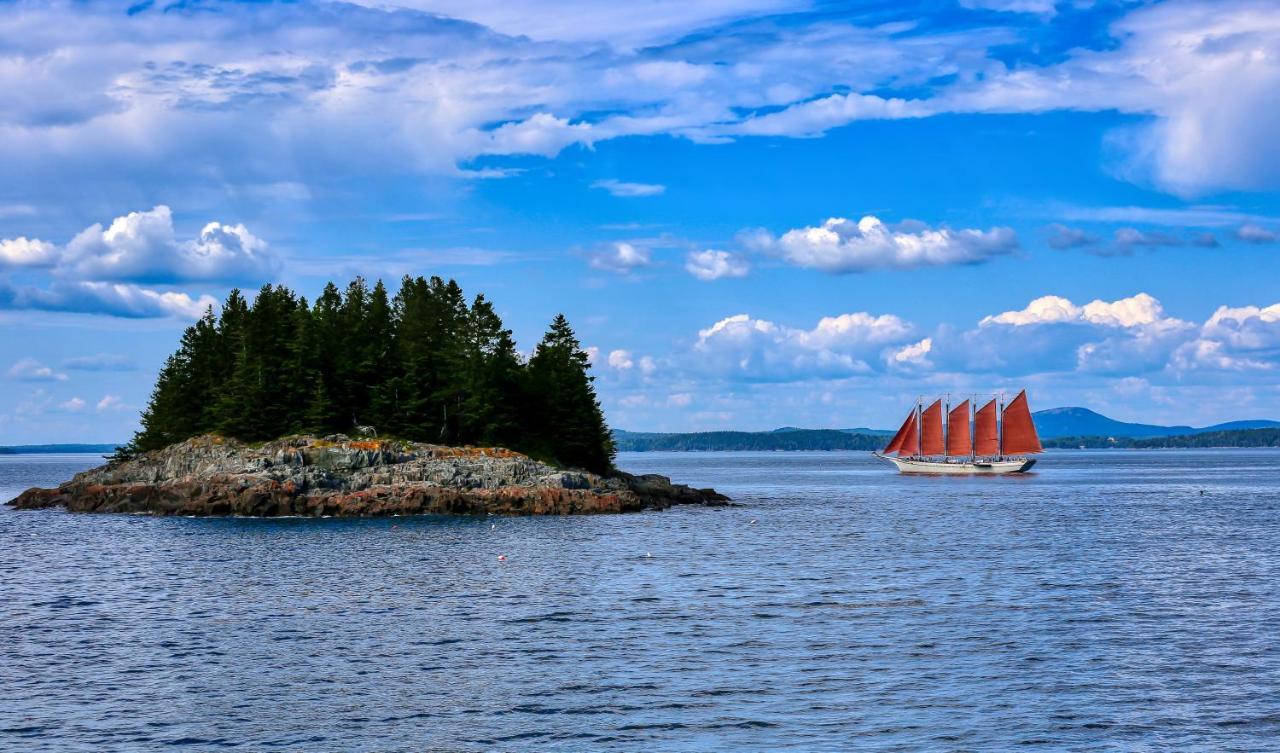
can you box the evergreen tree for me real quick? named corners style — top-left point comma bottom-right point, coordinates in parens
top-left (126, 277), bottom-right (616, 474)
top-left (526, 314), bottom-right (615, 474)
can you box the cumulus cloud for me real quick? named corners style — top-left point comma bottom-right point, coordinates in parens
top-left (0, 237), bottom-right (60, 267)
top-left (755, 215), bottom-right (1017, 274)
top-left (1172, 303), bottom-right (1280, 371)
top-left (981, 293), bottom-right (1174, 329)
top-left (1236, 224), bottom-right (1278, 244)
top-left (591, 179), bottom-right (666, 197)
top-left (888, 337), bottom-right (933, 367)
top-left (685, 249), bottom-right (750, 281)
top-left (588, 242), bottom-right (653, 274)
top-left (8, 358), bottom-right (67, 382)
top-left (62, 205), bottom-right (273, 284)
top-left (694, 311), bottom-right (914, 381)
top-left (952, 293), bottom-right (1197, 376)
top-left (0, 205), bottom-right (268, 318)
top-left (607, 349), bottom-right (635, 370)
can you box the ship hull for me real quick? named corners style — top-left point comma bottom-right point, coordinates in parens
top-left (876, 453), bottom-right (1036, 475)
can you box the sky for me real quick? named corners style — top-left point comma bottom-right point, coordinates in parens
top-left (2, 0), bottom-right (1280, 443)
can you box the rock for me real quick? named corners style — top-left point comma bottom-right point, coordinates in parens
top-left (6, 435), bottom-right (730, 517)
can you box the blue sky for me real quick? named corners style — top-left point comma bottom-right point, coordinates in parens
top-left (3, 0), bottom-right (1280, 443)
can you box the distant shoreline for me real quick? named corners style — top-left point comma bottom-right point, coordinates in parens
top-left (0, 444), bottom-right (119, 455)
top-left (614, 427), bottom-right (1280, 452)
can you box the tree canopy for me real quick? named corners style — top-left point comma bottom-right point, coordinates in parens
top-left (127, 276), bottom-right (615, 474)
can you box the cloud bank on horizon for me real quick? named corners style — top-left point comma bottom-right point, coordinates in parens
top-left (2, 0), bottom-right (1280, 441)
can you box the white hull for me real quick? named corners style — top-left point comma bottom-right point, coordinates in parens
top-left (876, 453), bottom-right (1036, 475)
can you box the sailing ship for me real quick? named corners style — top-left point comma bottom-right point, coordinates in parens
top-left (875, 390), bottom-right (1043, 475)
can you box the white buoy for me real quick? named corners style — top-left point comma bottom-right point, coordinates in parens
top-left (497, 554), bottom-right (506, 561)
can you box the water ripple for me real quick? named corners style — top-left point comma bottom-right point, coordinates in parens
top-left (3, 450), bottom-right (1280, 751)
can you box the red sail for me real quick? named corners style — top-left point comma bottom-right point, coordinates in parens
top-left (974, 398), bottom-right (999, 456)
top-left (946, 400), bottom-right (971, 456)
top-left (883, 409), bottom-right (916, 455)
top-left (920, 399), bottom-right (944, 456)
top-left (898, 411), bottom-right (919, 456)
top-left (1001, 390), bottom-right (1043, 455)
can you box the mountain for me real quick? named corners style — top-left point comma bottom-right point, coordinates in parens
top-left (1032, 407), bottom-right (1280, 439)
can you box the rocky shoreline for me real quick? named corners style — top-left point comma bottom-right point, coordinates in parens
top-left (7, 435), bottom-right (729, 517)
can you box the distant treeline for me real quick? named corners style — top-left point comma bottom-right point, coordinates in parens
top-left (127, 276), bottom-right (614, 474)
top-left (614, 429), bottom-right (885, 452)
top-left (0, 444), bottom-right (119, 455)
top-left (1042, 428), bottom-right (1280, 449)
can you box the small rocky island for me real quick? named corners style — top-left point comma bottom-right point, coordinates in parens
top-left (9, 435), bottom-right (728, 516)
top-left (10, 275), bottom-right (727, 517)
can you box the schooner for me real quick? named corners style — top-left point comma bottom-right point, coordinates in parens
top-left (875, 390), bottom-right (1043, 475)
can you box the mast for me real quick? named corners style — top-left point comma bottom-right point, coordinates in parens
top-left (915, 397), bottom-right (922, 459)
top-left (997, 393), bottom-right (1004, 460)
top-left (943, 394), bottom-right (949, 460)
top-left (962, 396), bottom-right (972, 461)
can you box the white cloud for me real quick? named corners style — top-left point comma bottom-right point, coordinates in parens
top-left (0, 237), bottom-right (59, 267)
top-left (757, 215), bottom-right (1017, 274)
top-left (888, 337), bottom-right (933, 367)
top-left (63, 205), bottom-right (272, 283)
top-left (0, 280), bottom-right (216, 319)
top-left (0, 0), bottom-right (1275, 205)
top-left (981, 293), bottom-right (1175, 329)
top-left (607, 349), bottom-right (635, 370)
top-left (1236, 224), bottom-right (1278, 244)
top-left (591, 179), bottom-right (666, 197)
top-left (685, 249), bottom-right (750, 281)
top-left (58, 397), bottom-right (86, 412)
top-left (96, 394), bottom-right (124, 412)
top-left (588, 242), bottom-right (653, 274)
top-left (694, 311), bottom-right (913, 380)
top-left (7, 358), bottom-right (67, 382)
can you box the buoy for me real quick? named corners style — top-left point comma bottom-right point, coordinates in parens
top-left (497, 554), bottom-right (506, 561)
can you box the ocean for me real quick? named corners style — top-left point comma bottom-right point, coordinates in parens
top-left (3, 450), bottom-right (1279, 751)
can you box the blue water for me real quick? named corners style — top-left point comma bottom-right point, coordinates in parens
top-left (3, 450), bottom-right (1280, 752)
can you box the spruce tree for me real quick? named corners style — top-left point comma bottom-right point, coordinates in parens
top-left (126, 276), bottom-right (616, 474)
top-left (526, 314), bottom-right (615, 474)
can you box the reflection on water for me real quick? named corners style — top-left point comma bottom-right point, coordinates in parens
top-left (2, 450), bottom-right (1279, 751)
